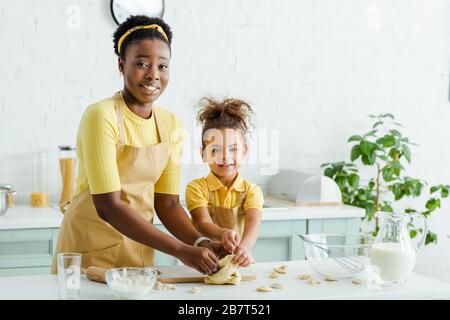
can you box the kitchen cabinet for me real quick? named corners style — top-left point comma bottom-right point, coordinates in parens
top-left (0, 205), bottom-right (364, 275)
top-left (0, 228), bottom-right (59, 276)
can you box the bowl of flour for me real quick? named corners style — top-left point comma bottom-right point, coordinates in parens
top-left (105, 267), bottom-right (158, 299)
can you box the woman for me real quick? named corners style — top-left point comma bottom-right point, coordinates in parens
top-left (51, 15), bottom-right (219, 275)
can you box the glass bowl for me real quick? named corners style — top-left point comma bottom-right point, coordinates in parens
top-left (105, 267), bottom-right (158, 300)
top-left (299, 233), bottom-right (374, 279)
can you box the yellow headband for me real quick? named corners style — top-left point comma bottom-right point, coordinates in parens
top-left (117, 24), bottom-right (169, 55)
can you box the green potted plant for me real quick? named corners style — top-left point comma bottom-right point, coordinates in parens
top-left (322, 113), bottom-right (449, 245)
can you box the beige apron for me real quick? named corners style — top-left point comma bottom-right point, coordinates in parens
top-left (198, 189), bottom-right (246, 239)
top-left (51, 93), bottom-right (169, 273)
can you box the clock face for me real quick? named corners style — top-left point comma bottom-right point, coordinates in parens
top-left (110, 0), bottom-right (165, 25)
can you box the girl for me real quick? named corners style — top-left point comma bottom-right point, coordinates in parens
top-left (51, 15), bottom-right (219, 275)
top-left (186, 97), bottom-right (264, 267)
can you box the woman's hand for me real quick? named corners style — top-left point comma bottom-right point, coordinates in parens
top-left (232, 245), bottom-right (255, 267)
top-left (175, 244), bottom-right (219, 275)
top-left (221, 230), bottom-right (240, 253)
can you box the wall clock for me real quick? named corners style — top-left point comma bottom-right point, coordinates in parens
top-left (110, 0), bottom-right (165, 25)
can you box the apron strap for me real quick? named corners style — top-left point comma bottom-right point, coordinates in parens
top-left (208, 190), bottom-right (215, 207)
top-left (115, 101), bottom-right (126, 145)
top-left (153, 108), bottom-right (169, 143)
top-left (237, 191), bottom-right (246, 208)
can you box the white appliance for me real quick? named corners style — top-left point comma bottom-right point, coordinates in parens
top-left (265, 169), bottom-right (342, 207)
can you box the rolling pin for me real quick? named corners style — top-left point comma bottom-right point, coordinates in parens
top-left (82, 266), bottom-right (107, 283)
top-left (82, 266), bottom-right (164, 284)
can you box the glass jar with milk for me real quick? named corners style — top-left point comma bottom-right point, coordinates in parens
top-left (370, 212), bottom-right (428, 286)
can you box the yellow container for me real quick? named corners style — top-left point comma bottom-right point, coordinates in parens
top-left (7, 194), bottom-right (13, 207)
top-left (30, 192), bottom-right (48, 207)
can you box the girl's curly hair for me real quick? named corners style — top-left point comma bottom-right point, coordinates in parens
top-left (197, 97), bottom-right (254, 147)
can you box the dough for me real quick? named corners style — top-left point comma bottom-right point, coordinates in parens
top-left (154, 281), bottom-right (177, 291)
top-left (298, 274), bottom-right (311, 280)
top-left (307, 278), bottom-right (321, 286)
top-left (256, 286), bottom-right (272, 292)
top-left (188, 287), bottom-right (202, 294)
top-left (278, 265), bottom-right (288, 271)
top-left (165, 284), bottom-right (177, 290)
top-left (204, 254), bottom-right (242, 285)
top-left (325, 276), bottom-right (338, 282)
top-left (154, 281), bottom-right (165, 291)
top-left (269, 272), bottom-right (280, 279)
top-left (273, 265), bottom-right (288, 274)
top-left (271, 283), bottom-right (283, 289)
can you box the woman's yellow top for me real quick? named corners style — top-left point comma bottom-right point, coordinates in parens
top-left (74, 92), bottom-right (183, 196)
top-left (185, 172), bottom-right (264, 212)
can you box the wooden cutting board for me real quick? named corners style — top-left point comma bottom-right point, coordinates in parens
top-left (83, 265), bottom-right (257, 284)
top-left (155, 265), bottom-right (257, 283)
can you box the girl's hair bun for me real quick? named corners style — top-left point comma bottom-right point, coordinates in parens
top-left (197, 97), bottom-right (254, 134)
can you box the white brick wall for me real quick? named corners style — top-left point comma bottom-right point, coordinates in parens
top-left (0, 0), bottom-right (449, 281)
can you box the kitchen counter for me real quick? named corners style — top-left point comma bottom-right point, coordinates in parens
top-left (0, 205), bottom-right (63, 230)
top-left (0, 260), bottom-right (449, 300)
top-left (0, 204), bottom-right (364, 230)
top-left (0, 204), bottom-right (364, 275)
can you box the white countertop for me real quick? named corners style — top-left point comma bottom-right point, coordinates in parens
top-left (0, 204), bottom-right (364, 230)
top-left (0, 260), bottom-right (449, 300)
top-left (0, 205), bottom-right (63, 230)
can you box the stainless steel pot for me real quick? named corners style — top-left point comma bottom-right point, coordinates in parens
top-left (0, 186), bottom-right (16, 216)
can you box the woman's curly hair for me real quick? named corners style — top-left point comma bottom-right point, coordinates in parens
top-left (197, 97), bottom-right (254, 147)
top-left (113, 15), bottom-right (172, 59)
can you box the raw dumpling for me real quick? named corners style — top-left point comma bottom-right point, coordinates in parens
top-left (204, 254), bottom-right (242, 285)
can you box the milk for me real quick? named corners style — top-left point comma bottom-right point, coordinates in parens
top-left (370, 242), bottom-right (416, 281)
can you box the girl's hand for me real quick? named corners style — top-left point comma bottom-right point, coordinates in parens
top-left (211, 242), bottom-right (229, 259)
top-left (221, 230), bottom-right (240, 253)
top-left (232, 245), bottom-right (255, 267)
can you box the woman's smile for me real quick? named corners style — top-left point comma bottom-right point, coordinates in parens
top-left (140, 83), bottom-right (160, 96)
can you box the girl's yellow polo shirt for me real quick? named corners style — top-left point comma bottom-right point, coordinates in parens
top-left (74, 92), bottom-right (183, 196)
top-left (185, 172), bottom-right (264, 212)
